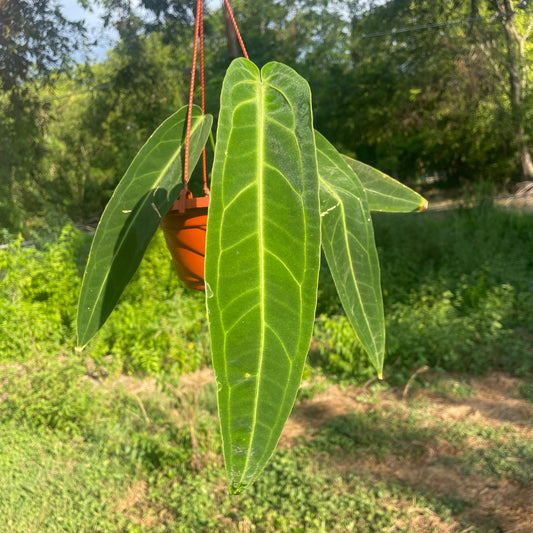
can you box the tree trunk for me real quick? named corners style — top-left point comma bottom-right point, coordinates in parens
top-left (495, 0), bottom-right (533, 180)
top-left (519, 137), bottom-right (533, 180)
top-left (224, 0), bottom-right (239, 61)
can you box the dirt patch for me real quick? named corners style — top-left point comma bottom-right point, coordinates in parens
top-left (421, 374), bottom-right (533, 435)
top-left (90, 366), bottom-right (214, 395)
top-left (113, 479), bottom-right (174, 528)
top-left (283, 373), bottom-right (533, 441)
top-left (387, 501), bottom-right (458, 533)
top-left (178, 366), bottom-right (214, 391)
top-left (279, 384), bottom-right (365, 446)
top-left (423, 181), bottom-right (533, 213)
top-left (352, 456), bottom-right (532, 533)
top-left (281, 372), bottom-right (533, 532)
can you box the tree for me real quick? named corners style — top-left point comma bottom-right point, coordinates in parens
top-left (41, 32), bottom-right (191, 222)
top-left (0, 0), bottom-right (84, 90)
top-left (335, 0), bottom-right (533, 183)
top-left (486, 0), bottom-right (533, 179)
top-left (0, 0), bottom-right (85, 232)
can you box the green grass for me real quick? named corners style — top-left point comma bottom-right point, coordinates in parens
top-left (0, 424), bottom-right (130, 532)
top-left (0, 414), bottom-right (460, 532)
top-left (4, 362), bottom-right (530, 531)
top-left (0, 202), bottom-right (532, 530)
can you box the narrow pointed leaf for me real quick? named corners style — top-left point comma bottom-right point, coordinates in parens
top-left (316, 131), bottom-right (385, 375)
top-left (342, 155), bottom-right (427, 212)
top-left (205, 59), bottom-right (321, 493)
top-left (77, 105), bottom-right (212, 347)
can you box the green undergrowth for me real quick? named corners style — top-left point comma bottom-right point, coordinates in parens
top-left (0, 421), bottom-right (454, 532)
top-left (0, 225), bottom-right (209, 375)
top-left (314, 204), bottom-right (533, 382)
top-left (0, 423), bottom-right (130, 532)
top-left (519, 380), bottom-right (533, 403)
top-left (1, 203), bottom-right (531, 381)
top-left (1, 201), bottom-right (532, 530)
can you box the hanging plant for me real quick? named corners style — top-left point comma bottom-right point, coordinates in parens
top-left (77, 0), bottom-right (427, 494)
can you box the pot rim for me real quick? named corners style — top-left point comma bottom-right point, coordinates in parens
top-left (170, 190), bottom-right (210, 213)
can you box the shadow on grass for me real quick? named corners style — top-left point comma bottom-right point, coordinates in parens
top-left (281, 394), bottom-right (533, 532)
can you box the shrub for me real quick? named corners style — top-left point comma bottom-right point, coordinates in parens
top-left (0, 225), bottom-right (86, 360)
top-left (312, 315), bottom-right (376, 381)
top-left (0, 224), bottom-right (210, 375)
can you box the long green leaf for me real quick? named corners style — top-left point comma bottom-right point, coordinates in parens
top-left (316, 131), bottom-right (385, 375)
top-left (342, 155), bottom-right (427, 212)
top-left (205, 59), bottom-right (321, 493)
top-left (77, 105), bottom-right (212, 347)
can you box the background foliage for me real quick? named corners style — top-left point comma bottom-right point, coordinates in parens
top-left (2, 203), bottom-right (531, 381)
top-left (1, 0), bottom-right (533, 234)
top-left (1, 204), bottom-right (532, 530)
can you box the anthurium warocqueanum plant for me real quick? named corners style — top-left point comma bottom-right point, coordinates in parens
top-left (77, 55), bottom-right (426, 492)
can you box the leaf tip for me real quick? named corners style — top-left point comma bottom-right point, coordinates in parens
top-left (228, 474), bottom-right (249, 495)
top-left (229, 485), bottom-right (243, 496)
top-left (420, 198), bottom-right (429, 211)
top-left (377, 371), bottom-right (384, 381)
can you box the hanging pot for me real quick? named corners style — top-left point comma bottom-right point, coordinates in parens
top-left (161, 191), bottom-right (209, 291)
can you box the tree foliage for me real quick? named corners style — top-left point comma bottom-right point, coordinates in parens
top-left (1, 0), bottom-right (533, 234)
top-left (346, 0), bottom-right (533, 181)
top-left (0, 0), bottom-right (86, 231)
top-left (0, 0), bottom-right (84, 90)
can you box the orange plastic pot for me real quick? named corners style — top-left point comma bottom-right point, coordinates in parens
top-left (161, 193), bottom-right (209, 291)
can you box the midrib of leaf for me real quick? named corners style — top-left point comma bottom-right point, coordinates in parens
top-left (79, 114), bottom-right (206, 345)
top-left (319, 172), bottom-right (379, 358)
top-left (238, 78), bottom-right (267, 488)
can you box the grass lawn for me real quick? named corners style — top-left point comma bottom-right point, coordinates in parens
top-left (1, 199), bottom-right (532, 531)
top-left (1, 367), bottom-right (532, 532)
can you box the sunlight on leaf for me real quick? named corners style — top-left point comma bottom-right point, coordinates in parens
top-left (205, 59), bottom-right (321, 493)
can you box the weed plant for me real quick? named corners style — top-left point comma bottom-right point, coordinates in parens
top-left (0, 225), bottom-right (85, 359)
top-left (519, 381), bottom-right (533, 403)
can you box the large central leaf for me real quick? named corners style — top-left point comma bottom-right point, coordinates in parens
top-left (205, 59), bottom-right (321, 493)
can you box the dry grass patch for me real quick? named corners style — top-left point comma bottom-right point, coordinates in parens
top-left (281, 372), bottom-right (533, 532)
